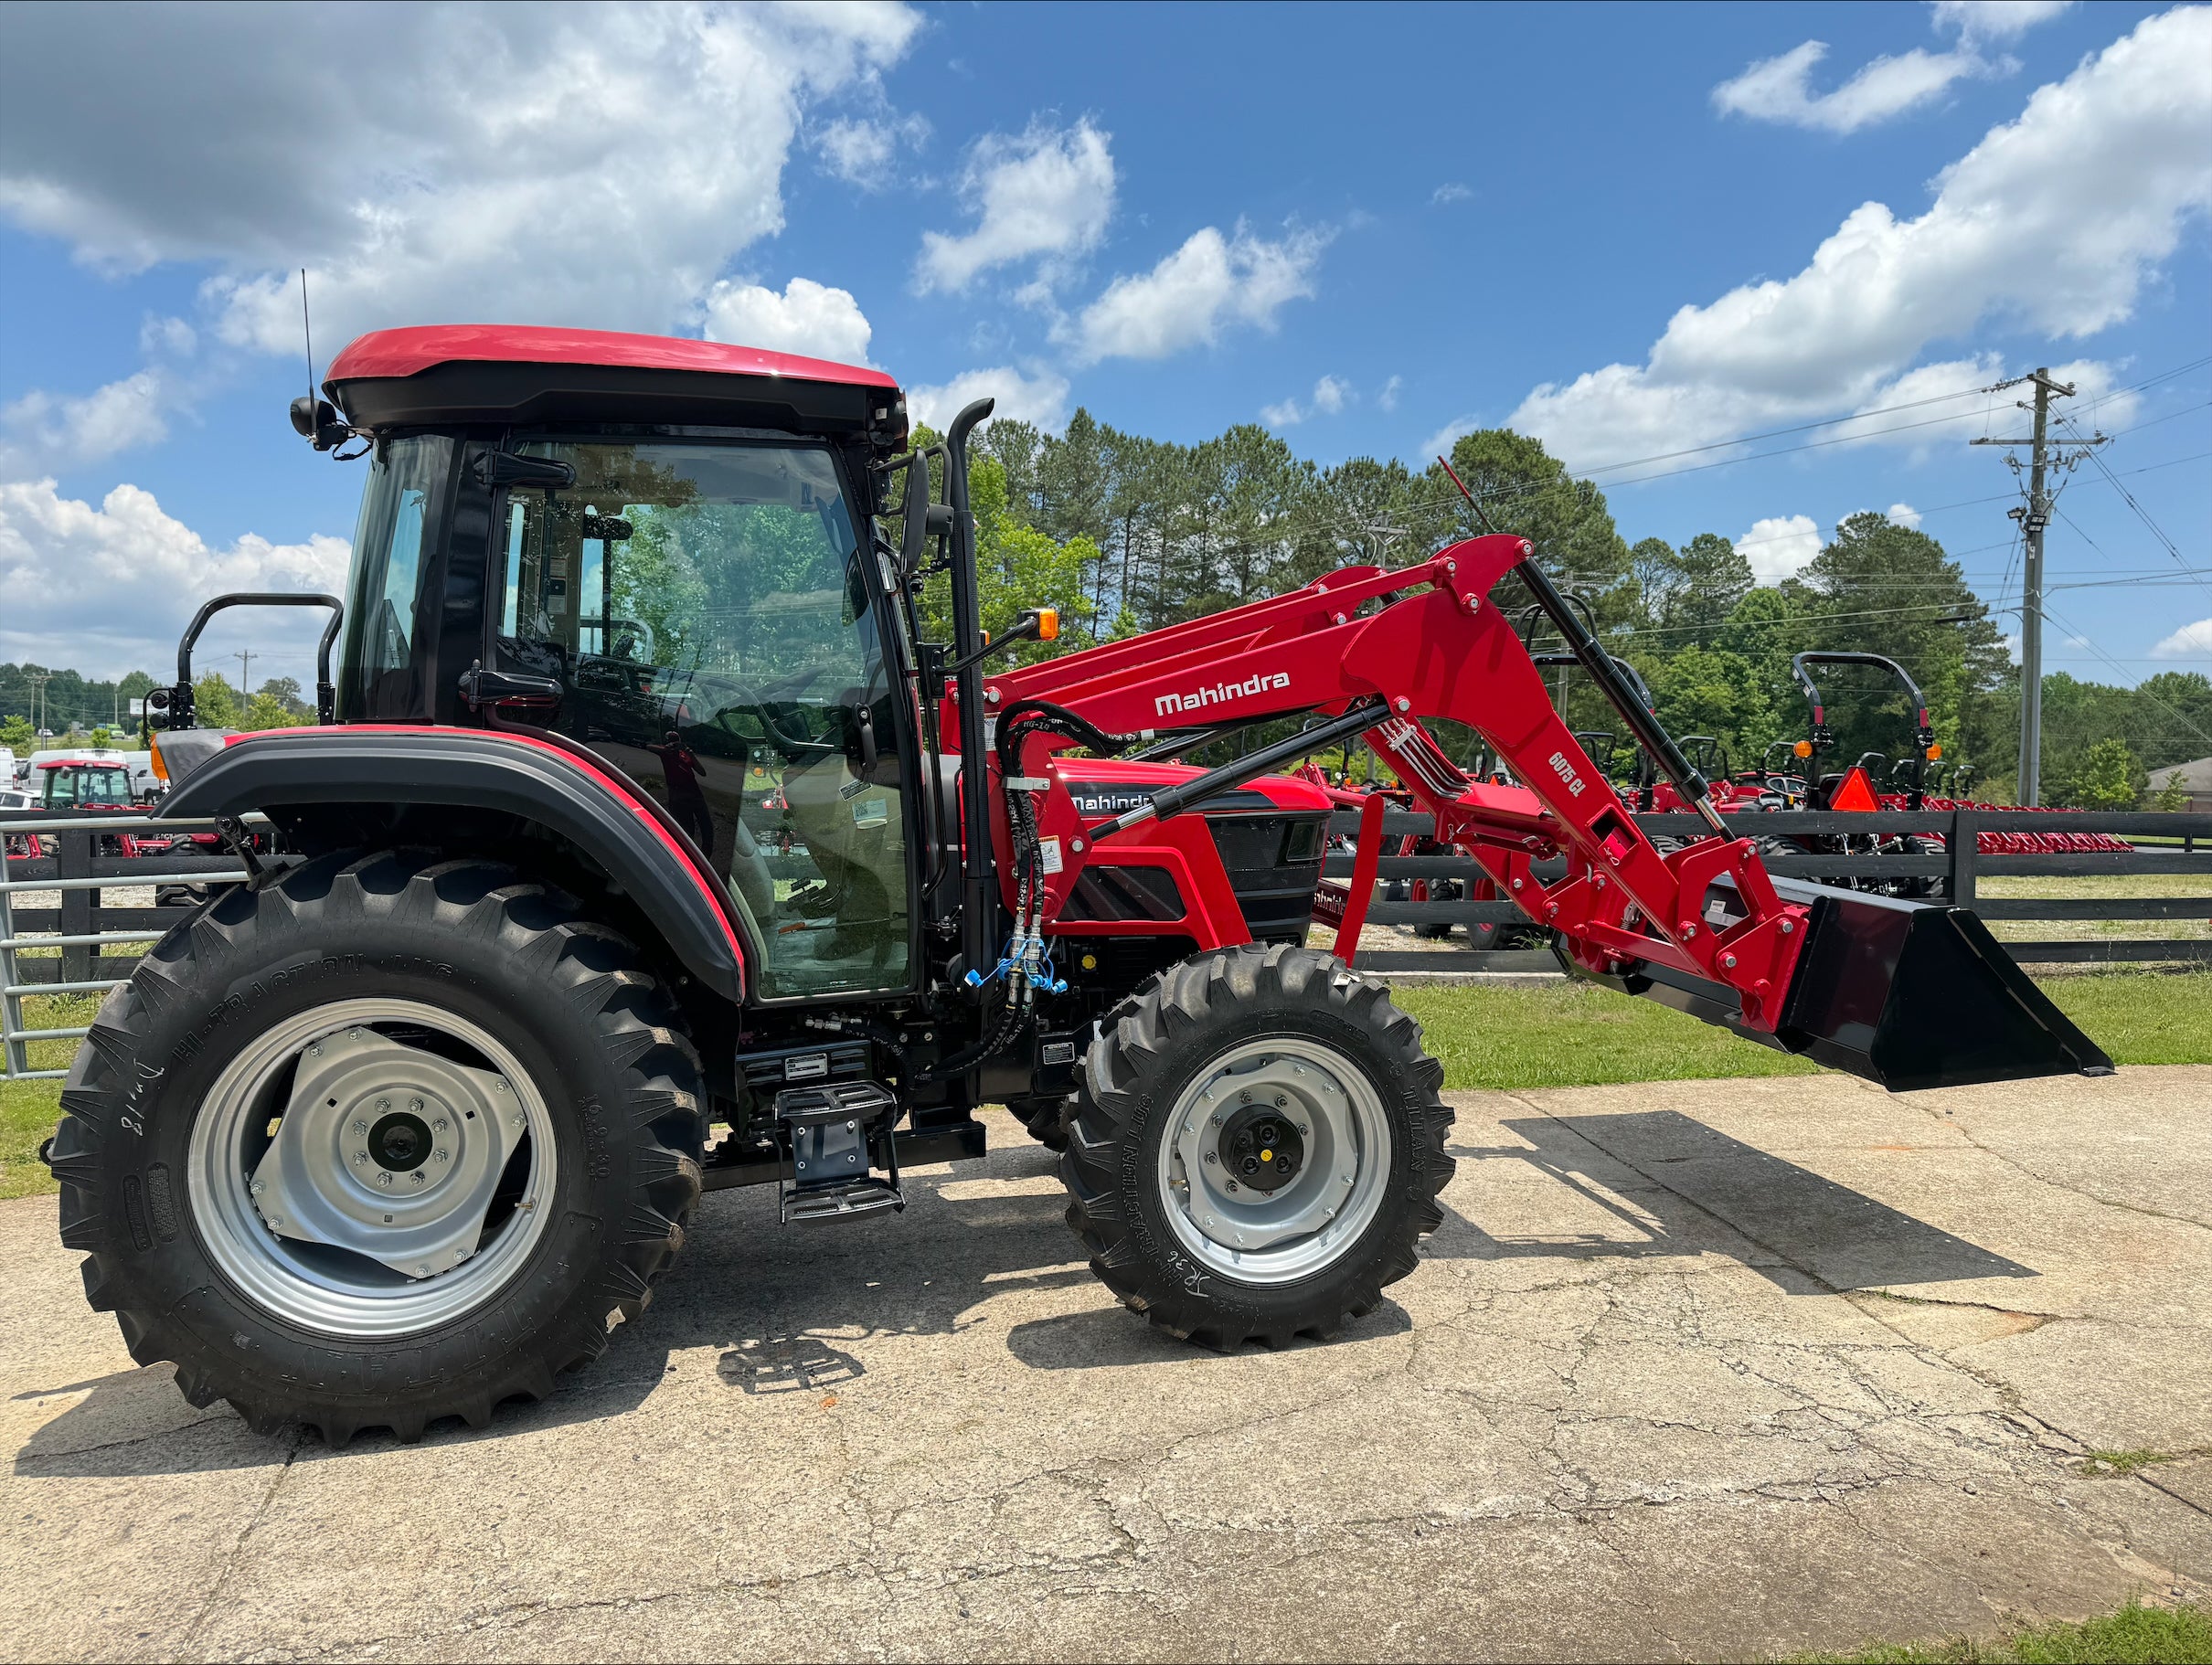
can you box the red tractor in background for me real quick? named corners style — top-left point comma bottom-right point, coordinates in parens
top-left (48, 324), bottom-right (2106, 1447)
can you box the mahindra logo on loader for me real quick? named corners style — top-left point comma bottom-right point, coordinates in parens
top-left (1154, 671), bottom-right (1291, 717)
top-left (1547, 749), bottom-right (1587, 797)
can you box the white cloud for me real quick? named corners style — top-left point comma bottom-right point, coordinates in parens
top-left (0, 5), bottom-right (921, 355)
top-left (1888, 502), bottom-right (1923, 528)
top-left (1714, 2), bottom-right (2069, 134)
top-left (1515, 8), bottom-right (2212, 468)
top-left (907, 366), bottom-right (1071, 436)
top-left (698, 277), bottom-right (873, 366)
top-left (915, 119), bottom-right (1115, 294)
top-left (1713, 40), bottom-right (2003, 134)
top-left (2150, 617), bottom-right (2212, 660)
top-left (0, 372), bottom-right (169, 477)
top-left (1378, 375), bottom-right (1403, 413)
top-left (1069, 224), bottom-right (1326, 365)
top-left (1262, 374), bottom-right (1354, 429)
top-left (814, 113), bottom-right (930, 190)
top-left (1432, 183), bottom-right (1472, 205)
top-left (0, 478), bottom-right (350, 679)
top-left (138, 314), bottom-right (197, 357)
top-left (1933, 1), bottom-right (2073, 49)
top-left (1736, 514), bottom-right (1824, 585)
top-left (1417, 415), bottom-right (1481, 463)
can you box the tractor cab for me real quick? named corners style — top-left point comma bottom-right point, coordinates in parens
top-left (37, 758), bottom-right (135, 811)
top-left (277, 327), bottom-right (922, 1002)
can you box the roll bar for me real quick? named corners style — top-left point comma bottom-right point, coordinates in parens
top-left (151, 592), bottom-right (346, 730)
top-left (1788, 651), bottom-right (1935, 808)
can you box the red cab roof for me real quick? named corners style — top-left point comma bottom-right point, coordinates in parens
top-left (325, 325), bottom-right (897, 392)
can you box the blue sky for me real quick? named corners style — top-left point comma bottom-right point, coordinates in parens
top-left (0, 0), bottom-right (2206, 689)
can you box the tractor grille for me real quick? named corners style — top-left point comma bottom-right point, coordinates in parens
top-left (1206, 812), bottom-right (1327, 944)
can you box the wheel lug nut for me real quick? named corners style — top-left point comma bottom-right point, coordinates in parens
top-left (409, 1098), bottom-right (423, 1113)
top-left (434, 1148), bottom-right (450, 1162)
top-left (1274, 1095), bottom-right (1286, 1107)
top-left (250, 1179), bottom-right (264, 1195)
top-left (352, 1119), bottom-right (368, 1134)
top-left (376, 1172), bottom-right (393, 1188)
top-left (352, 1151), bottom-right (369, 1166)
top-left (410, 1171), bottom-right (426, 1186)
top-left (376, 1098), bottom-right (389, 1112)
top-left (433, 1118), bottom-right (449, 1132)
top-left (1204, 1151), bottom-right (1218, 1165)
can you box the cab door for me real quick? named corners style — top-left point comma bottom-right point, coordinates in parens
top-left (489, 438), bottom-right (918, 1002)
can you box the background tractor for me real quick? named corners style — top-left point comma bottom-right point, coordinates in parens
top-left (48, 325), bottom-right (2107, 1445)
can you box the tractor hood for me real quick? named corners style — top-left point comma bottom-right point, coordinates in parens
top-left (1050, 756), bottom-right (1335, 822)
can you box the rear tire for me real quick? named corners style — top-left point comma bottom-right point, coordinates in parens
top-left (1006, 1094), bottom-right (1073, 1152)
top-left (1060, 944), bottom-right (1452, 1349)
top-left (48, 850), bottom-right (705, 1445)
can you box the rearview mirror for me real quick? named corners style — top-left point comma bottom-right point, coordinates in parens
top-left (473, 451), bottom-right (577, 491)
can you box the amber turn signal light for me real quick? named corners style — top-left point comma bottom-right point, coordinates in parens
top-left (1927, 742), bottom-right (1943, 760)
top-left (149, 732), bottom-right (170, 783)
top-left (1035, 607), bottom-right (1059, 642)
top-left (1793, 739), bottom-right (1814, 758)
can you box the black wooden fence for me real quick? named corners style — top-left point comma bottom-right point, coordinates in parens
top-left (1330, 805), bottom-right (2212, 978)
top-left (6, 805), bottom-right (2208, 1076)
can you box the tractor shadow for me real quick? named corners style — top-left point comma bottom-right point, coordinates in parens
top-left (1429, 1108), bottom-right (2035, 1292)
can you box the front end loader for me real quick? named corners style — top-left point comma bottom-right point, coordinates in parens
top-left (47, 324), bottom-right (2107, 1444)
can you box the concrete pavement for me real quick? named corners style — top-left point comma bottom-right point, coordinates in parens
top-left (5, 1066), bottom-right (2210, 1662)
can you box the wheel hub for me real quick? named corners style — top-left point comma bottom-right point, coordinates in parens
top-left (249, 1026), bottom-right (526, 1278)
top-left (1217, 1104), bottom-right (1303, 1193)
top-left (1158, 1040), bottom-right (1392, 1285)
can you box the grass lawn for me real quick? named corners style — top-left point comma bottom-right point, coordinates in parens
top-left (5, 971), bottom-right (2209, 1199)
top-left (1796, 1597), bottom-right (2212, 1663)
top-left (1978, 873), bottom-right (2211, 945)
top-left (1392, 968), bottom-right (2212, 1092)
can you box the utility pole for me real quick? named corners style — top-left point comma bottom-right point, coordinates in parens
top-left (234, 649), bottom-right (256, 700)
top-left (1972, 367), bottom-right (2104, 806)
top-left (27, 671), bottom-right (51, 737)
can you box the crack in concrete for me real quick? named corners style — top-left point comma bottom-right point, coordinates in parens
top-left (1911, 1102), bottom-right (2212, 1235)
top-left (179, 1428), bottom-right (303, 1658)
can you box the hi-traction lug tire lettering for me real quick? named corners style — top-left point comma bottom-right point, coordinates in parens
top-left (1058, 942), bottom-right (1453, 1350)
top-left (49, 848), bottom-right (705, 1448)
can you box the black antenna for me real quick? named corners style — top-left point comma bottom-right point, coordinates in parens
top-left (1436, 455), bottom-right (1499, 534)
top-left (301, 268), bottom-right (314, 408)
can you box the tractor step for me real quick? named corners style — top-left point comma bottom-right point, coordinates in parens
top-left (773, 1081), bottom-right (905, 1225)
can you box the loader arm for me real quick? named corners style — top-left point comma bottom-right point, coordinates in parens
top-left (983, 533), bottom-right (2111, 1089)
top-left (986, 534), bottom-right (1806, 1032)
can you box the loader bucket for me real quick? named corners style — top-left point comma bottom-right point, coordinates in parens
top-left (1569, 880), bottom-right (2112, 1092)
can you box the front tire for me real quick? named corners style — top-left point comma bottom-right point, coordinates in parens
top-left (1060, 944), bottom-right (1452, 1349)
top-left (48, 851), bottom-right (705, 1445)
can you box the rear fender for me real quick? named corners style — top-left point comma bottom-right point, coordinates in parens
top-left (157, 726), bottom-right (747, 1002)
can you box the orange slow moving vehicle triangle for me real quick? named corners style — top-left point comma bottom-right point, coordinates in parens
top-left (1829, 767), bottom-right (1880, 812)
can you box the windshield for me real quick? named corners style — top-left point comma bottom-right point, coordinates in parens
top-left (495, 439), bottom-right (912, 1000)
top-left (337, 433), bottom-right (452, 720)
top-left (46, 766), bottom-right (131, 806)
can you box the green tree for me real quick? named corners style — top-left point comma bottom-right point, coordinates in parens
top-left (2153, 770), bottom-right (2189, 811)
top-left (2058, 737), bottom-right (2143, 810)
top-left (0, 714), bottom-right (32, 751)
top-left (239, 692), bottom-right (301, 731)
top-left (258, 676), bottom-right (311, 719)
top-left (193, 673), bottom-right (241, 729)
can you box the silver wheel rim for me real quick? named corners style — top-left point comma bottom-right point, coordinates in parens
top-left (186, 997), bottom-right (558, 1338)
top-left (1155, 1036), bottom-right (1393, 1287)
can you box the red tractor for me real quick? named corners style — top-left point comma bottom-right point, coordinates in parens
top-left (50, 325), bottom-right (2106, 1445)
